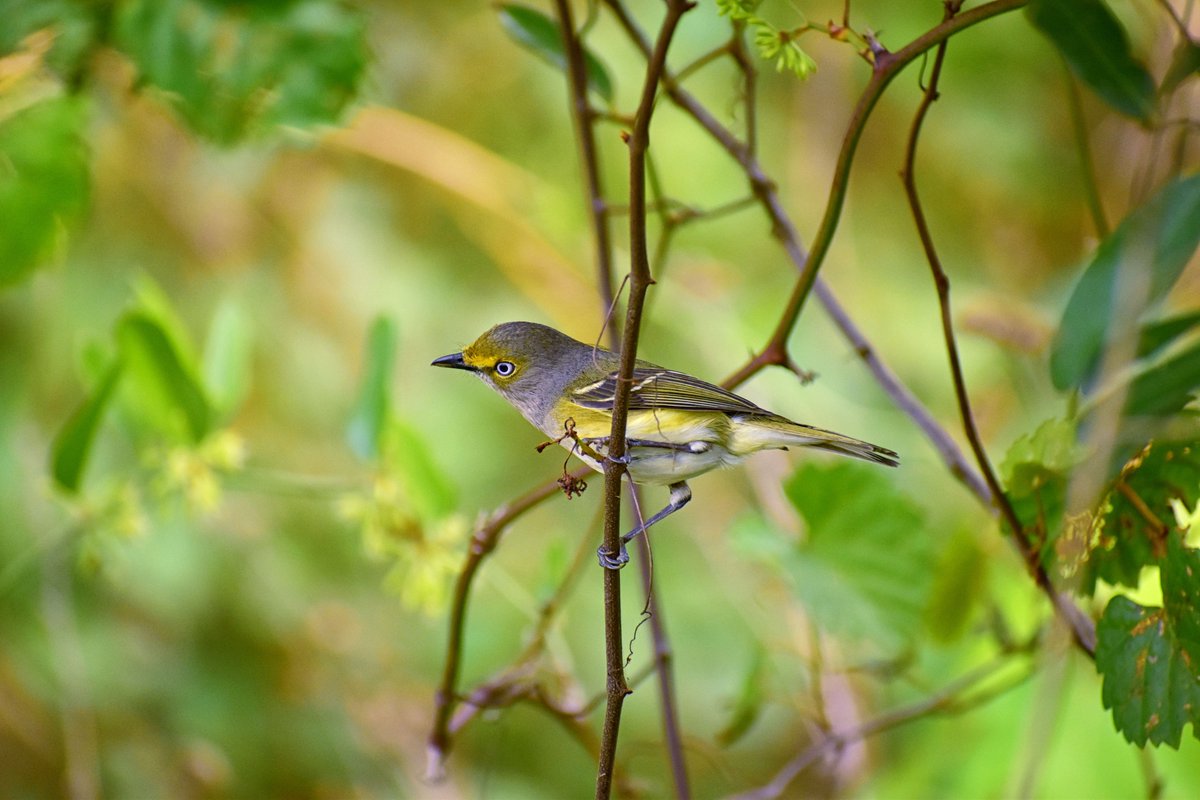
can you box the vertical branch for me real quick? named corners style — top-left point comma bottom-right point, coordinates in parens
top-left (898, 2), bottom-right (1095, 655)
top-left (554, 3), bottom-right (692, 796)
top-left (597, 3), bottom-right (694, 797)
top-left (631, 533), bottom-right (692, 799)
top-left (553, 0), bottom-right (617, 320)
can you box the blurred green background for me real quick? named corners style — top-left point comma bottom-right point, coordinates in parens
top-left (1, 0), bottom-right (1198, 797)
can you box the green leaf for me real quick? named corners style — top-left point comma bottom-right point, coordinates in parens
top-left (716, 646), bottom-right (766, 747)
top-left (715, 0), bottom-right (761, 21)
top-left (0, 0), bottom-right (97, 77)
top-left (1000, 418), bottom-right (1081, 571)
top-left (1162, 38), bottom-right (1200, 96)
top-left (347, 317), bottom-right (395, 460)
top-left (1086, 441), bottom-right (1200, 590)
top-left (50, 361), bottom-right (123, 493)
top-left (1000, 417), bottom-right (1082, 479)
top-left (1050, 174), bottom-right (1200, 391)
top-left (924, 530), bottom-right (987, 642)
top-left (498, 4), bottom-right (614, 104)
top-left (753, 23), bottom-right (816, 78)
top-left (1027, 0), bottom-right (1156, 121)
top-left (1137, 311), bottom-right (1200, 361)
top-left (117, 312), bottom-right (212, 442)
top-left (202, 299), bottom-right (254, 419)
top-left (0, 96), bottom-right (89, 286)
top-left (114, 0), bottom-right (366, 144)
top-left (1096, 537), bottom-right (1200, 748)
top-left (766, 462), bottom-right (932, 651)
top-left (1124, 341), bottom-right (1200, 418)
top-left (384, 420), bottom-right (455, 521)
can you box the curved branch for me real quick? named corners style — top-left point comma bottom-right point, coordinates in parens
top-left (898, 4), bottom-right (1095, 656)
top-left (604, 0), bottom-right (995, 504)
top-left (426, 471), bottom-right (582, 779)
top-left (737, 0), bottom-right (1032, 375)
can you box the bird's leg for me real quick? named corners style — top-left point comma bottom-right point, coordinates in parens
top-left (597, 481), bottom-right (692, 570)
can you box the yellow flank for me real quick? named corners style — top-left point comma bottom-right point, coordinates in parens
top-left (551, 404), bottom-right (729, 446)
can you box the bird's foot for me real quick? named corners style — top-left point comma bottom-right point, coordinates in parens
top-left (596, 543), bottom-right (630, 570)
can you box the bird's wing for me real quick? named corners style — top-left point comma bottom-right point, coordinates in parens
top-left (570, 367), bottom-right (765, 415)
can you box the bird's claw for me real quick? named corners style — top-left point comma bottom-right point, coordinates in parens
top-left (597, 543), bottom-right (630, 570)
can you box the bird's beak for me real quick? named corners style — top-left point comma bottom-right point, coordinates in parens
top-left (431, 352), bottom-right (473, 371)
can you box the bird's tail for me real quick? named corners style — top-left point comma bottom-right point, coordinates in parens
top-left (731, 415), bottom-right (899, 467)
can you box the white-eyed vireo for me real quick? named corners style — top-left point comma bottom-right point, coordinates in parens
top-left (433, 321), bottom-right (898, 568)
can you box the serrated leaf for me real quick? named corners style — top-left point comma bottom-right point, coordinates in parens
top-left (117, 312), bottom-right (212, 442)
top-left (347, 317), bottom-right (395, 460)
top-left (1162, 536), bottom-right (1200, 653)
top-left (498, 4), bottom-right (614, 104)
top-left (1096, 537), bottom-right (1200, 748)
top-left (774, 462), bottom-right (932, 651)
top-left (1027, 0), bottom-right (1156, 121)
top-left (1001, 417), bottom-right (1082, 480)
top-left (50, 361), bottom-right (123, 493)
top-left (715, 0), bottom-right (761, 21)
top-left (202, 299), bottom-right (253, 418)
top-left (114, 0), bottom-right (366, 144)
top-left (1050, 175), bottom-right (1200, 390)
top-left (1000, 418), bottom-right (1081, 570)
top-left (753, 23), bottom-right (816, 78)
top-left (0, 96), bottom-right (89, 286)
top-left (1086, 441), bottom-right (1200, 590)
top-left (717, 646), bottom-right (766, 747)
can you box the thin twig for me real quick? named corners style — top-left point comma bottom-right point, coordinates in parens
top-left (897, 2), bottom-right (1095, 656)
top-left (596, 4), bottom-right (694, 798)
top-left (554, 0), bottom-right (617, 322)
top-left (729, 654), bottom-right (1033, 800)
top-left (725, 0), bottom-right (1033, 387)
top-left (427, 471), bottom-right (584, 779)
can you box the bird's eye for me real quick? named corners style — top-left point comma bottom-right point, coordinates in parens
top-left (494, 361), bottom-right (516, 377)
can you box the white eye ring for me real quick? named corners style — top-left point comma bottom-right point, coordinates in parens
top-left (494, 361), bottom-right (516, 377)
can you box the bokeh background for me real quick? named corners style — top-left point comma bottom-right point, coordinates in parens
top-left (1, 0), bottom-right (1198, 797)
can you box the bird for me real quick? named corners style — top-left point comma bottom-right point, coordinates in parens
top-left (432, 321), bottom-right (898, 568)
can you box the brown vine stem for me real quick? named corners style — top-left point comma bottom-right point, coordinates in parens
top-left (596, 3), bottom-right (694, 798)
top-left (899, 2), bottom-right (1095, 656)
top-left (554, 2), bottom-right (692, 794)
top-left (723, 0), bottom-right (1031, 388)
top-left (552, 0), bottom-right (617, 322)
top-left (426, 469), bottom-right (585, 779)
